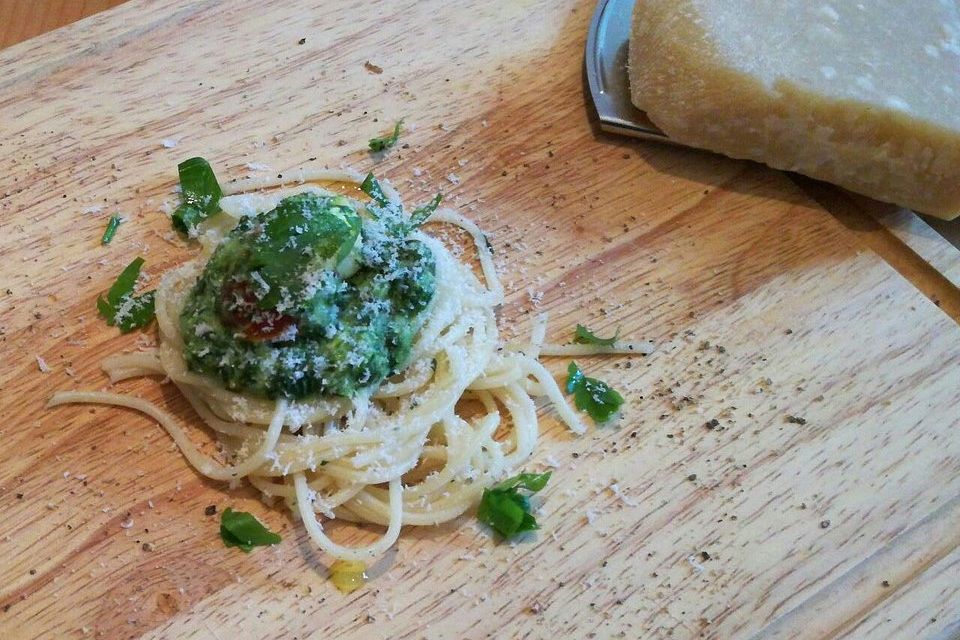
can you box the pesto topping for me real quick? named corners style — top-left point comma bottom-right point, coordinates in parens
top-left (179, 191), bottom-right (437, 400)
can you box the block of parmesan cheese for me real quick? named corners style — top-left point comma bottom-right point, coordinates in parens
top-left (628, 0), bottom-right (960, 220)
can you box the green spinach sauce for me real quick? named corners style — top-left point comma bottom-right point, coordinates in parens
top-left (180, 191), bottom-right (436, 400)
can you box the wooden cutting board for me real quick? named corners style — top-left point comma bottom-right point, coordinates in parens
top-left (2, 1), bottom-right (959, 638)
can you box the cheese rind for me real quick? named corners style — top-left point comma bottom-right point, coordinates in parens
top-left (628, 0), bottom-right (960, 220)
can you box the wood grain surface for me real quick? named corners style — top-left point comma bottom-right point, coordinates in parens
top-left (0, 0), bottom-right (126, 49)
top-left (1, 1), bottom-right (959, 639)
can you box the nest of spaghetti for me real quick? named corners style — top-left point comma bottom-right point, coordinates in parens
top-left (53, 172), bottom-right (596, 562)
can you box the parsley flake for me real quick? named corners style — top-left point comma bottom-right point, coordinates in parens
top-left (219, 507), bottom-right (281, 552)
top-left (477, 471), bottom-right (551, 539)
top-left (565, 361), bottom-right (624, 423)
top-left (101, 215), bottom-right (122, 245)
top-left (574, 324), bottom-right (620, 347)
top-left (368, 119), bottom-right (403, 152)
top-left (171, 157), bottom-right (222, 236)
top-left (96, 257), bottom-right (156, 333)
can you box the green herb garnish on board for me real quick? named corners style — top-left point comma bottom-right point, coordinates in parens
top-left (573, 324), bottom-right (620, 347)
top-left (368, 119), bottom-right (403, 152)
top-left (219, 508), bottom-right (282, 552)
top-left (171, 157), bottom-right (222, 236)
top-left (477, 471), bottom-right (551, 539)
top-left (565, 361), bottom-right (624, 423)
top-left (101, 215), bottom-right (122, 245)
top-left (96, 257), bottom-right (156, 332)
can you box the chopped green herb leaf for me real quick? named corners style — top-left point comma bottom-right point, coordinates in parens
top-left (115, 291), bottom-right (156, 333)
top-left (360, 172), bottom-right (389, 207)
top-left (171, 205), bottom-right (204, 234)
top-left (479, 491), bottom-right (534, 538)
top-left (219, 507), bottom-right (281, 552)
top-left (96, 257), bottom-right (156, 333)
top-left (102, 257), bottom-right (143, 307)
top-left (96, 295), bottom-right (113, 320)
top-left (492, 472), bottom-right (552, 493)
top-left (101, 215), bottom-right (122, 245)
top-left (574, 324), bottom-right (620, 347)
top-left (368, 119), bottom-right (403, 152)
top-left (477, 471), bottom-right (551, 538)
top-left (171, 157), bottom-right (222, 235)
top-left (409, 193), bottom-right (442, 228)
top-left (565, 361), bottom-right (624, 423)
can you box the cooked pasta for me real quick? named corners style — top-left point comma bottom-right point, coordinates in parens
top-left (50, 168), bottom-right (653, 563)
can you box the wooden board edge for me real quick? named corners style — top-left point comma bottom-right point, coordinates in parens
top-left (0, 0), bottom-right (204, 91)
top-left (790, 176), bottom-right (960, 324)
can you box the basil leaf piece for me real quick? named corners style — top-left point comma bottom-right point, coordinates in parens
top-left (360, 172), bottom-right (389, 207)
top-left (96, 257), bottom-right (156, 333)
top-left (573, 324), bottom-right (619, 347)
top-left (220, 507), bottom-right (281, 553)
top-left (409, 193), bottom-right (442, 229)
top-left (368, 119), bottom-right (403, 152)
top-left (565, 361), bottom-right (624, 423)
top-left (171, 205), bottom-right (203, 234)
top-left (115, 290), bottom-right (156, 333)
top-left (103, 257), bottom-right (144, 308)
top-left (96, 295), bottom-right (114, 319)
top-left (171, 157), bottom-right (222, 235)
top-left (493, 471), bottom-right (552, 493)
top-left (101, 215), bottom-right (122, 245)
top-left (477, 471), bottom-right (551, 539)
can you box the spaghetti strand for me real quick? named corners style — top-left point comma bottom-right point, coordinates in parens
top-left (49, 171), bottom-right (643, 562)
